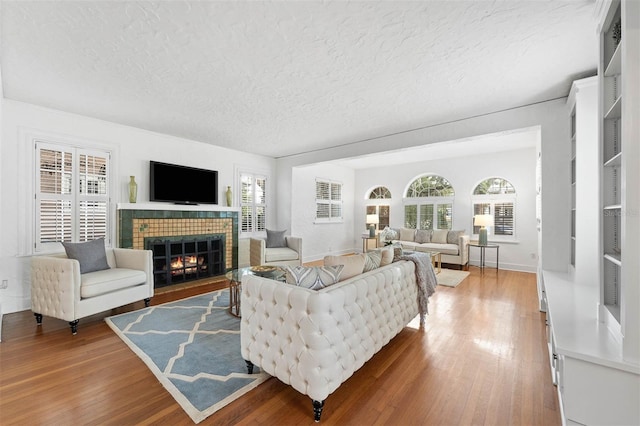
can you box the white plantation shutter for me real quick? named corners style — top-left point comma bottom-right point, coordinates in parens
top-left (35, 143), bottom-right (111, 251)
top-left (494, 202), bottom-right (514, 236)
top-left (240, 172), bottom-right (267, 234)
top-left (316, 179), bottom-right (342, 222)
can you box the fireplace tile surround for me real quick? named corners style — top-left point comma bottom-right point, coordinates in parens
top-left (117, 204), bottom-right (239, 273)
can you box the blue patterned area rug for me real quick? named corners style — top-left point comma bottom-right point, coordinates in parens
top-left (105, 289), bottom-right (269, 424)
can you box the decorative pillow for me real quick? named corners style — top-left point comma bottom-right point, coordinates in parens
top-left (447, 230), bottom-right (465, 244)
top-left (376, 246), bottom-right (394, 266)
top-left (324, 254), bottom-right (365, 281)
top-left (431, 229), bottom-right (449, 244)
top-left (415, 229), bottom-right (432, 244)
top-left (399, 228), bottom-right (416, 242)
top-left (391, 243), bottom-right (403, 261)
top-left (362, 250), bottom-right (382, 272)
top-left (61, 238), bottom-right (110, 274)
top-left (380, 227), bottom-right (399, 242)
top-left (265, 229), bottom-right (287, 248)
top-left (285, 265), bottom-right (344, 290)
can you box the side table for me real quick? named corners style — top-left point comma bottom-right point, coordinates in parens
top-left (468, 243), bottom-right (499, 271)
top-left (362, 235), bottom-right (378, 252)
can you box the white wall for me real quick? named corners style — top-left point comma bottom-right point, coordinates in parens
top-left (354, 147), bottom-right (538, 272)
top-left (0, 99), bottom-right (275, 313)
top-left (290, 162), bottom-right (355, 262)
top-left (276, 98), bottom-right (570, 274)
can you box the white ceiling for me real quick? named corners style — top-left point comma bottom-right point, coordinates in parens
top-left (1, 1), bottom-right (596, 159)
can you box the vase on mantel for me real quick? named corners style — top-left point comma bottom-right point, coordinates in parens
top-left (128, 176), bottom-right (138, 203)
top-left (226, 186), bottom-right (232, 207)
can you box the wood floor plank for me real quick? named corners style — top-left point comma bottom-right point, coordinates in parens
top-left (0, 267), bottom-right (561, 425)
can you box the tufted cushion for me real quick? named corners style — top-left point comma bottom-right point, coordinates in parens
top-left (362, 251), bottom-right (382, 272)
top-left (447, 230), bottom-right (465, 244)
top-left (266, 229), bottom-right (287, 248)
top-left (285, 265), bottom-right (344, 290)
top-left (431, 229), bottom-right (448, 244)
top-left (323, 254), bottom-right (365, 281)
top-left (399, 228), bottom-right (416, 242)
top-left (415, 229), bottom-right (432, 243)
top-left (62, 238), bottom-right (110, 274)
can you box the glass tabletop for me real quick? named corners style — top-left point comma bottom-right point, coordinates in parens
top-left (225, 266), bottom-right (286, 282)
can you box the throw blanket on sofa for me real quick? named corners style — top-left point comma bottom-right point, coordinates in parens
top-left (399, 252), bottom-right (438, 315)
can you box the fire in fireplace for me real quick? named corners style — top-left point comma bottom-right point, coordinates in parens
top-left (166, 255), bottom-right (206, 275)
top-left (145, 234), bottom-right (225, 288)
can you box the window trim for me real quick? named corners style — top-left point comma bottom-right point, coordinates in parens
top-left (238, 169), bottom-right (269, 238)
top-left (315, 178), bottom-right (343, 224)
top-left (403, 196), bottom-right (454, 230)
top-left (471, 193), bottom-right (517, 242)
top-left (28, 134), bottom-right (116, 255)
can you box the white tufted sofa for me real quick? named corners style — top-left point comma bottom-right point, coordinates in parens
top-left (31, 248), bottom-right (154, 334)
top-left (240, 259), bottom-right (420, 421)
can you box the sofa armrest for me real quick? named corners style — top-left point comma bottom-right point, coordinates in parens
top-left (459, 235), bottom-right (470, 265)
top-left (112, 248), bottom-right (154, 295)
top-left (30, 256), bottom-right (81, 321)
top-left (112, 248), bottom-right (152, 272)
top-left (250, 238), bottom-right (267, 266)
top-left (285, 236), bottom-right (302, 260)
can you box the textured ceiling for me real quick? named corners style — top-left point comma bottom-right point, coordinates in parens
top-left (1, 1), bottom-right (596, 158)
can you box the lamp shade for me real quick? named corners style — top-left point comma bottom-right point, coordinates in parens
top-left (366, 214), bottom-right (379, 224)
top-left (474, 214), bottom-right (494, 228)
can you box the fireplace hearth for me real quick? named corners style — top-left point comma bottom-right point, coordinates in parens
top-left (145, 234), bottom-right (225, 288)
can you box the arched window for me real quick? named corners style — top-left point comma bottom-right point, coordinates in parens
top-left (365, 186), bottom-right (391, 231)
top-left (368, 186), bottom-right (391, 199)
top-left (404, 175), bottom-right (454, 230)
top-left (472, 177), bottom-right (516, 240)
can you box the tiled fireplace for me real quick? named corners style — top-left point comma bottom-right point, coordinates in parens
top-left (117, 204), bottom-right (239, 287)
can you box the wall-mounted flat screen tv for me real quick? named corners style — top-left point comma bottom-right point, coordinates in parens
top-left (150, 161), bottom-right (218, 205)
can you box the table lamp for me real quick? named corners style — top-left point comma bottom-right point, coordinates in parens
top-left (475, 214), bottom-right (494, 246)
top-left (366, 214), bottom-right (379, 237)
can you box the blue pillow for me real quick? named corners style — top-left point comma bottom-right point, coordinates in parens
top-left (62, 238), bottom-right (111, 274)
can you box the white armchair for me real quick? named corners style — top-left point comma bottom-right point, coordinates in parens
top-left (31, 247), bottom-right (153, 334)
top-left (250, 236), bottom-right (302, 267)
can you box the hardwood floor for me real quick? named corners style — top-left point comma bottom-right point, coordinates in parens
top-left (0, 267), bottom-right (560, 425)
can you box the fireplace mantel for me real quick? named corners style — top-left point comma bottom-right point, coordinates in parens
top-left (117, 203), bottom-right (240, 212)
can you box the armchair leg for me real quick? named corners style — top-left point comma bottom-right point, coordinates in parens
top-left (69, 320), bottom-right (79, 335)
top-left (245, 360), bottom-right (254, 374)
top-left (34, 313), bottom-right (43, 325)
top-left (144, 298), bottom-right (151, 307)
top-left (312, 399), bottom-right (325, 422)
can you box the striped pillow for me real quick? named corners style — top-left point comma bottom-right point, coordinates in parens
top-left (363, 250), bottom-right (382, 272)
top-left (285, 265), bottom-right (344, 290)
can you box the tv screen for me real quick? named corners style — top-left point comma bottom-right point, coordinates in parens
top-left (150, 161), bottom-right (218, 205)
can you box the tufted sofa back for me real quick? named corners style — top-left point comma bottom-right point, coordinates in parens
top-left (240, 260), bottom-right (418, 402)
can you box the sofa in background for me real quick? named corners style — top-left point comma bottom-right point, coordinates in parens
top-left (240, 258), bottom-right (421, 422)
top-left (381, 227), bottom-right (469, 269)
top-left (31, 245), bottom-right (153, 334)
